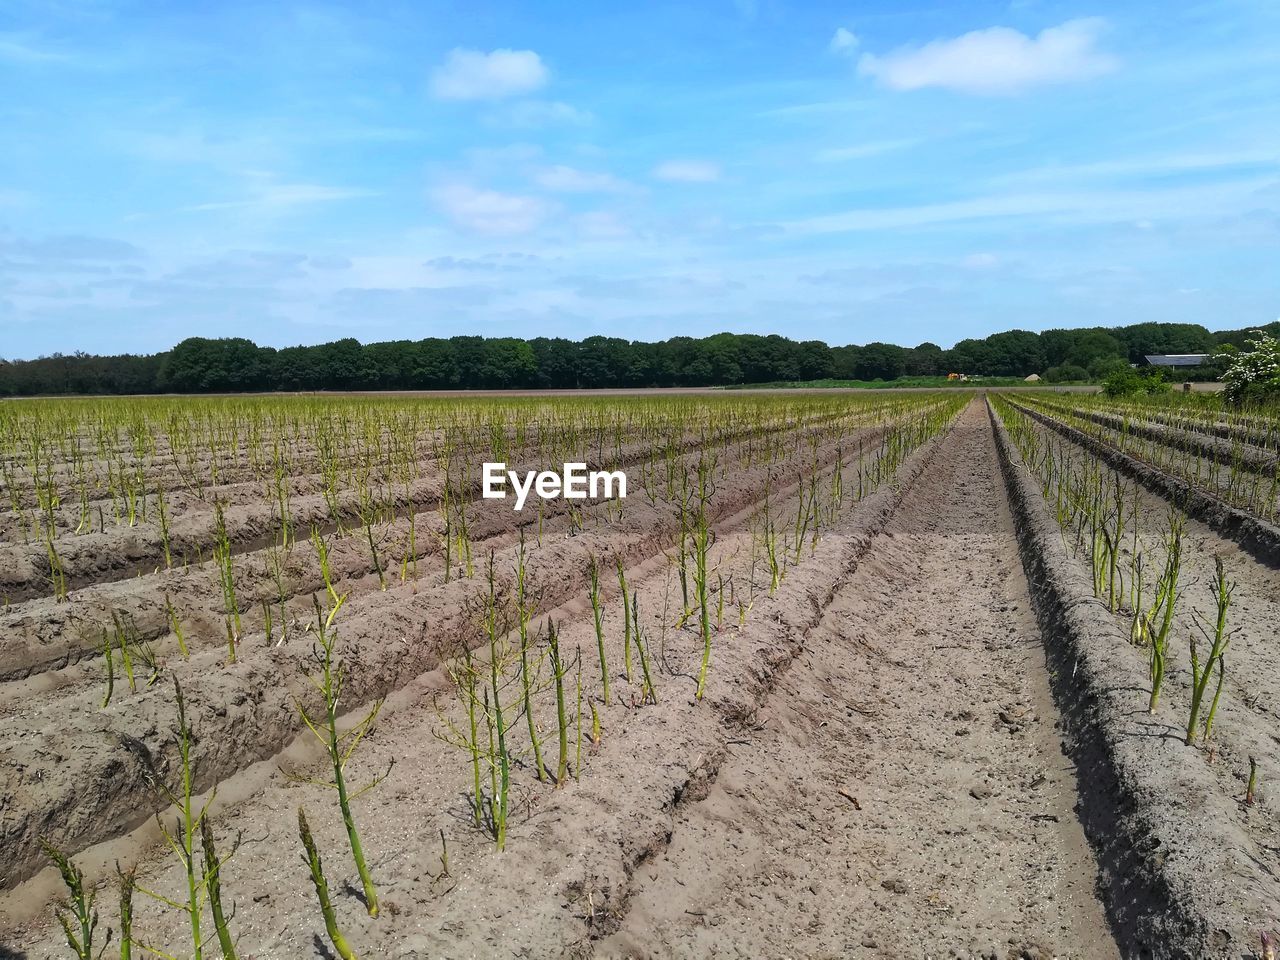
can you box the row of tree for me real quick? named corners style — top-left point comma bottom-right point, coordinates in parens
top-left (2, 322), bottom-right (1277, 396)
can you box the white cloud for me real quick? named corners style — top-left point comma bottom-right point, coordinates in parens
top-left (652, 160), bottom-right (721, 183)
top-left (493, 100), bottom-right (593, 127)
top-left (994, 148), bottom-right (1280, 185)
top-left (1, 235), bottom-right (145, 261)
top-left (783, 176), bottom-right (1276, 234)
top-left (814, 138), bottom-right (919, 163)
top-left (431, 48), bottom-right (549, 101)
top-left (857, 18), bottom-right (1117, 95)
top-left (432, 184), bottom-right (552, 235)
top-left (533, 165), bottom-right (628, 193)
top-left (183, 178), bottom-right (374, 213)
top-left (0, 32), bottom-right (71, 64)
top-left (576, 211), bottom-right (632, 239)
top-left (465, 143), bottom-right (545, 169)
top-left (829, 27), bottom-right (859, 54)
top-left (120, 128), bottom-right (288, 176)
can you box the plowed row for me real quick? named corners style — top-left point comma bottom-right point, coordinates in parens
top-left (5, 389), bottom-right (1276, 959)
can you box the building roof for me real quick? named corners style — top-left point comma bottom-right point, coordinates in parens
top-left (1144, 354), bottom-right (1211, 367)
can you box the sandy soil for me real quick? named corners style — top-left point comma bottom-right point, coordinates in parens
top-left (0, 400), bottom-right (1127, 960)
top-left (1, 410), bottom-right (896, 888)
top-left (1004, 399), bottom-right (1280, 888)
top-left (600, 399), bottom-right (1117, 959)
top-left (6, 393), bottom-right (1278, 959)
top-left (992, 400), bottom-right (1280, 957)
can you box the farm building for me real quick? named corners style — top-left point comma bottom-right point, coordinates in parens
top-left (1144, 354), bottom-right (1211, 367)
top-left (1023, 373), bottom-right (1042, 382)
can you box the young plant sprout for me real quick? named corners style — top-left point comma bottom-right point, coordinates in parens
top-left (40, 840), bottom-right (103, 960)
top-left (1186, 556), bottom-right (1236, 745)
top-left (546, 620), bottom-right (574, 787)
top-left (515, 531), bottom-right (547, 782)
top-left (130, 678), bottom-right (220, 960)
top-left (588, 556), bottom-right (611, 704)
top-left (1145, 514), bottom-right (1184, 713)
top-left (692, 456), bottom-right (716, 700)
top-left (617, 557), bottom-right (633, 680)
top-left (438, 552), bottom-right (523, 849)
top-left (116, 865), bottom-right (135, 960)
top-left (575, 650), bottom-right (584, 782)
top-left (590, 700), bottom-right (602, 746)
top-left (99, 626), bottom-right (115, 708)
top-left (632, 590), bottom-right (657, 705)
top-left (436, 829), bottom-right (451, 880)
top-left (164, 592), bottom-right (188, 658)
top-left (481, 551), bottom-right (517, 848)
top-left (298, 806), bottom-right (360, 960)
top-left (436, 636), bottom-right (486, 828)
top-left (200, 818), bottom-right (241, 960)
top-left (213, 505), bottom-right (241, 660)
top-left (285, 527), bottom-right (389, 916)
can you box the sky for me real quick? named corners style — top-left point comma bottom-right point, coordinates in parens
top-left (1, 0), bottom-right (1278, 359)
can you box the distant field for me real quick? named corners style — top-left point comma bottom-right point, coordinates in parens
top-left (729, 375), bottom-right (1230, 393)
top-left (727, 375), bottom-right (1056, 390)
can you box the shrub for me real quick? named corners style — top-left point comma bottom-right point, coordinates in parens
top-left (1103, 367), bottom-right (1168, 398)
top-left (1044, 363), bottom-right (1089, 383)
top-left (1086, 355), bottom-right (1130, 380)
top-left (1221, 332), bottom-right (1280, 407)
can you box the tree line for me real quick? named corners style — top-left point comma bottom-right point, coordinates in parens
top-left (2, 321), bottom-right (1277, 396)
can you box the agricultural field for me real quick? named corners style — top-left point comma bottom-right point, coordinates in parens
top-left (0, 389), bottom-right (1277, 959)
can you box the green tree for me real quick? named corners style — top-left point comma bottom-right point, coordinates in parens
top-left (904, 342), bottom-right (943, 376)
top-left (855, 342), bottom-right (906, 380)
top-left (158, 337), bottom-right (269, 392)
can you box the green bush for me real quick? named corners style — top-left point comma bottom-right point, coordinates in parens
top-left (1222, 332), bottom-right (1280, 407)
top-left (1087, 355), bottom-right (1130, 379)
top-left (1044, 363), bottom-right (1089, 383)
top-left (1103, 368), bottom-right (1169, 398)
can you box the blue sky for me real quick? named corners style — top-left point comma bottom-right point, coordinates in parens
top-left (1, 0), bottom-right (1278, 359)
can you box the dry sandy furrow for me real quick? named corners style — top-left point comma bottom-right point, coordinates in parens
top-left (0, 403), bottom-right (963, 957)
top-left (1016, 396), bottom-right (1280, 528)
top-left (600, 400), bottom-right (1118, 959)
top-left (1005, 404), bottom-right (1280, 870)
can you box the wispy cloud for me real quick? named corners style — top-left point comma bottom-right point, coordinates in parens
top-left (829, 27), bottom-right (858, 54)
top-left (183, 176), bottom-right (374, 213)
top-left (328, 285), bottom-right (500, 320)
top-left (814, 138), bottom-right (920, 163)
top-left (0, 31), bottom-right (72, 64)
top-left (126, 128), bottom-right (283, 170)
top-left (431, 48), bottom-right (549, 101)
top-left (993, 148), bottom-right (1280, 185)
top-left (758, 99), bottom-right (874, 119)
top-left (425, 256), bottom-right (513, 273)
top-left (784, 177), bottom-right (1275, 234)
top-left (431, 183), bottom-right (553, 235)
top-left (488, 99), bottom-right (593, 128)
top-left (652, 160), bottom-right (721, 183)
top-left (533, 165), bottom-right (629, 193)
top-left (858, 18), bottom-right (1118, 95)
top-left (575, 211), bottom-right (632, 239)
top-left (1, 234), bottom-right (144, 261)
